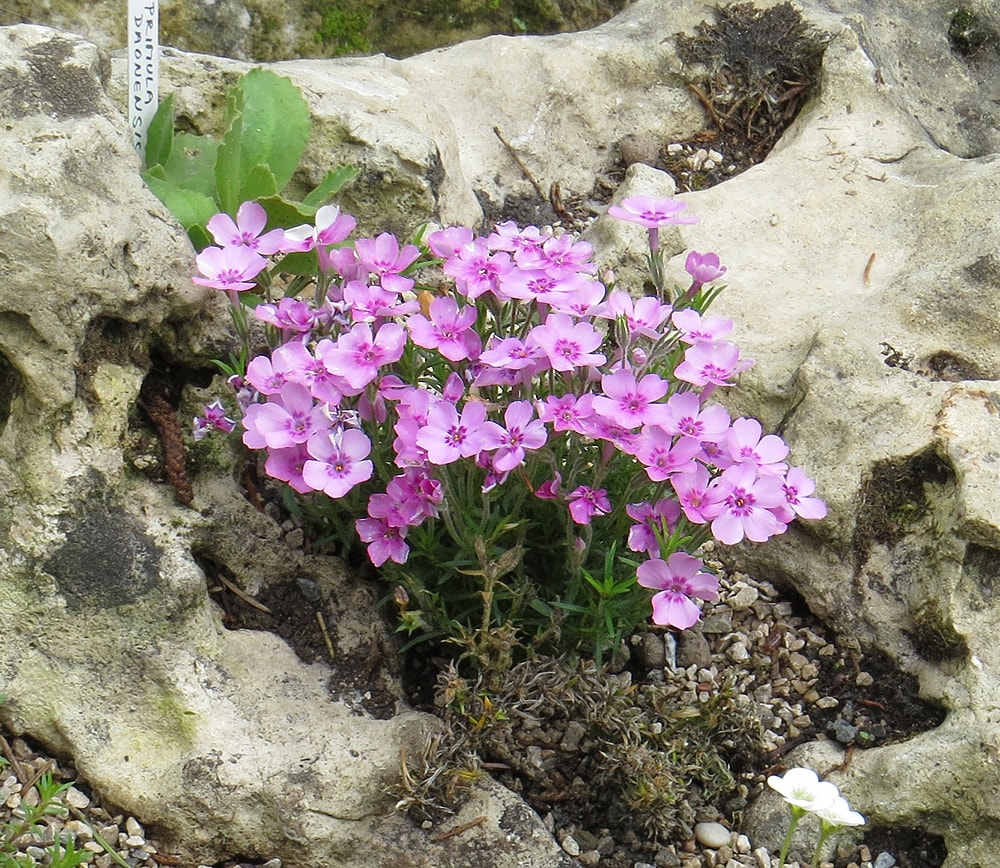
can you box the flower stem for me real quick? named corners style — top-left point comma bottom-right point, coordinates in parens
top-left (777, 807), bottom-right (804, 868)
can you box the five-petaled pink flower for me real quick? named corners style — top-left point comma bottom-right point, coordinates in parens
top-left (607, 195), bottom-right (699, 228)
top-left (192, 244), bottom-right (268, 292)
top-left (530, 314), bottom-right (606, 372)
top-left (302, 428), bottom-right (374, 498)
top-left (637, 553), bottom-right (718, 630)
top-left (567, 486), bottom-right (611, 525)
top-left (407, 296), bottom-right (482, 362)
top-left (206, 201), bottom-right (286, 254)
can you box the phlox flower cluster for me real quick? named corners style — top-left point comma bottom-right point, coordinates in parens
top-left (193, 194), bottom-right (826, 638)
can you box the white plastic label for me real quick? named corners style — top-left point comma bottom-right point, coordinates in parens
top-left (128, 0), bottom-right (159, 158)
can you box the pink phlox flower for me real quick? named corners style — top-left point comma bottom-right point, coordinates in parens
top-left (192, 244), bottom-right (268, 292)
top-left (302, 428), bottom-right (374, 498)
top-left (672, 308), bottom-right (733, 344)
top-left (487, 221), bottom-right (549, 259)
top-left (268, 341), bottom-right (341, 406)
top-left (442, 372), bottom-right (465, 403)
top-left (356, 514), bottom-right (409, 567)
top-left (592, 369), bottom-right (671, 429)
top-left (490, 401), bottom-right (548, 472)
top-left (443, 238), bottom-right (514, 299)
top-left (637, 553), bottom-right (719, 630)
top-left (567, 486), bottom-right (611, 525)
top-left (684, 250), bottom-right (727, 284)
top-left (479, 336), bottom-right (545, 371)
top-left (591, 290), bottom-right (671, 339)
top-left (240, 382), bottom-right (331, 450)
top-left (530, 314), bottom-right (606, 372)
top-left (625, 499), bottom-right (681, 557)
top-left (632, 426), bottom-right (702, 482)
top-left (206, 201), bottom-right (286, 255)
top-left (576, 413), bottom-right (640, 454)
top-left (670, 465), bottom-right (725, 524)
top-left (710, 463), bottom-right (788, 545)
top-left (245, 355), bottom-right (287, 396)
top-left (538, 233), bottom-right (597, 274)
top-left (534, 473), bottom-right (561, 500)
top-left (607, 195), bottom-right (699, 228)
top-left (354, 232), bottom-right (420, 278)
top-left (319, 321), bottom-right (406, 391)
top-left (193, 399), bottom-right (236, 440)
top-left (725, 417), bottom-right (790, 474)
top-left (537, 393), bottom-right (596, 434)
top-left (365, 491), bottom-right (420, 529)
top-left (254, 297), bottom-right (315, 336)
top-left (428, 225), bottom-right (475, 259)
top-left (323, 246), bottom-right (365, 281)
top-left (660, 391), bottom-right (731, 442)
top-left (386, 467), bottom-right (443, 523)
top-left (282, 204), bottom-right (357, 252)
top-left (344, 280), bottom-right (418, 322)
top-left (546, 279), bottom-right (607, 317)
top-left (674, 341), bottom-right (752, 387)
top-left (407, 296), bottom-right (482, 362)
top-left (417, 399), bottom-right (504, 465)
top-left (774, 467), bottom-right (827, 523)
top-left (264, 444), bottom-right (312, 494)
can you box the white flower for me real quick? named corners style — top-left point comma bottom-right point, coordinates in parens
top-left (766, 767), bottom-right (840, 813)
top-left (816, 795), bottom-right (865, 828)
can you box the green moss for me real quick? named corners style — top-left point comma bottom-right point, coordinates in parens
top-left (852, 449), bottom-right (956, 560)
top-left (948, 6), bottom-right (1000, 57)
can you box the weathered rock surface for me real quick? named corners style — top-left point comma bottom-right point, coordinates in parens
top-left (0, 0), bottom-right (630, 61)
top-left (0, 22), bottom-right (571, 868)
top-left (4, 0), bottom-right (1000, 866)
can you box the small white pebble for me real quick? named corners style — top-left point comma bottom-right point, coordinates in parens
top-left (125, 816), bottom-right (144, 838)
top-left (561, 834), bottom-right (581, 856)
top-left (815, 696), bottom-right (840, 709)
top-left (64, 785), bottom-right (90, 809)
top-left (736, 834), bottom-right (751, 854)
top-left (856, 671), bottom-right (874, 687)
top-left (695, 821), bottom-right (731, 849)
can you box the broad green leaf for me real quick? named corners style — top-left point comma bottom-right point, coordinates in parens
top-left (141, 172), bottom-right (219, 247)
top-left (273, 250), bottom-right (320, 276)
top-left (215, 107), bottom-right (243, 215)
top-left (241, 163), bottom-right (279, 201)
top-left (302, 165), bottom-right (360, 208)
top-left (143, 94), bottom-right (175, 170)
top-left (256, 193), bottom-right (317, 230)
top-left (157, 132), bottom-right (219, 199)
top-left (237, 68), bottom-right (311, 193)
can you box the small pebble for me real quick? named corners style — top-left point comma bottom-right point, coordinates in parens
top-left (63, 785), bottom-right (90, 809)
top-left (874, 853), bottom-right (896, 868)
top-left (694, 821), bottom-right (731, 849)
top-left (561, 834), bottom-right (581, 856)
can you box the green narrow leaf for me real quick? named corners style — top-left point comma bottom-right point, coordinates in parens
top-left (142, 93), bottom-right (175, 169)
top-left (302, 165), bottom-right (360, 208)
top-left (237, 68), bottom-right (311, 193)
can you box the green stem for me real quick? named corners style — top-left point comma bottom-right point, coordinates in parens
top-left (777, 807), bottom-right (804, 868)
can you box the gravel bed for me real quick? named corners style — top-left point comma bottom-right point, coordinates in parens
top-left (2, 537), bottom-right (944, 868)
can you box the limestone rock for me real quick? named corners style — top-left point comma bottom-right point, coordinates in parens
top-left (0, 22), bottom-right (571, 868)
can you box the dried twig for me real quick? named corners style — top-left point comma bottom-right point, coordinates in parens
top-left (493, 126), bottom-right (547, 201)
